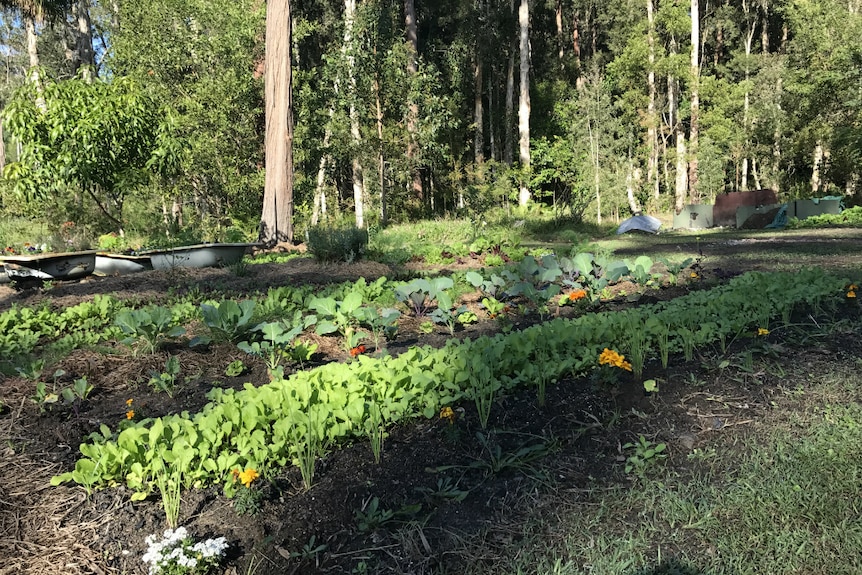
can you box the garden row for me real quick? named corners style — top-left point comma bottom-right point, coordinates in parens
top-left (0, 252), bottom-right (690, 368)
top-left (51, 268), bottom-right (855, 529)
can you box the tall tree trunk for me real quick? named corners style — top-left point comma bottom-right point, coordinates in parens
top-left (25, 15), bottom-right (47, 111)
top-left (760, 0), bottom-right (769, 52)
top-left (374, 69), bottom-right (387, 225)
top-left (404, 0), bottom-right (423, 208)
top-left (312, 109), bottom-right (333, 226)
top-left (474, 55), bottom-right (485, 164)
top-left (670, 36), bottom-right (687, 212)
top-left (741, 5), bottom-right (756, 190)
top-left (504, 50), bottom-right (515, 165)
top-left (517, 0), bottom-right (531, 206)
top-left (555, 0), bottom-right (564, 62)
top-left (344, 0), bottom-right (365, 228)
top-left (73, 0), bottom-right (95, 81)
top-left (688, 0), bottom-right (700, 201)
top-left (646, 0), bottom-right (658, 200)
top-left (771, 76), bottom-right (783, 192)
top-left (572, 9), bottom-right (583, 88)
top-left (811, 141), bottom-right (824, 194)
top-left (626, 159), bottom-right (643, 214)
top-left (0, 119), bottom-right (5, 173)
top-left (488, 72), bottom-right (497, 160)
top-left (261, 0), bottom-right (294, 245)
top-left (588, 120), bottom-right (601, 224)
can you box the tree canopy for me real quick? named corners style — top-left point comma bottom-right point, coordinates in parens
top-left (1, 0), bottom-right (861, 238)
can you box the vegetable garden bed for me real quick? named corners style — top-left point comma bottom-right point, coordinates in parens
top-left (1, 232), bottom-right (861, 575)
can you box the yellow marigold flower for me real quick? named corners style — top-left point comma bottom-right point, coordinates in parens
top-left (757, 328), bottom-right (770, 336)
top-left (847, 290), bottom-right (856, 299)
top-left (126, 410), bottom-right (135, 420)
top-left (620, 360), bottom-right (633, 372)
top-left (126, 398), bottom-right (133, 406)
top-left (690, 272), bottom-right (699, 279)
top-left (849, 284), bottom-right (858, 290)
top-left (239, 468), bottom-right (259, 488)
top-left (440, 406), bottom-right (455, 424)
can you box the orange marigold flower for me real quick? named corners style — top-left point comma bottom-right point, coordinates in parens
top-left (568, 289), bottom-right (588, 302)
top-left (848, 290), bottom-right (856, 299)
top-left (350, 345), bottom-right (366, 357)
top-left (599, 348), bottom-right (632, 371)
top-left (126, 398), bottom-right (133, 406)
top-left (126, 410), bottom-right (135, 420)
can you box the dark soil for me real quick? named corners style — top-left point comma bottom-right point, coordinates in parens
top-left (1, 231), bottom-right (861, 575)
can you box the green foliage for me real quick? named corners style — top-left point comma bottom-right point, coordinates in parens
top-left (115, 306), bottom-right (187, 355)
top-left (306, 225), bottom-right (368, 263)
top-left (52, 269), bottom-right (851, 501)
top-left (623, 435), bottom-right (667, 477)
top-left (2, 76), bottom-right (179, 230)
top-left (149, 355), bottom-right (181, 397)
top-left (787, 206), bottom-right (862, 229)
top-left (237, 319), bottom-right (308, 372)
top-left (354, 497), bottom-right (395, 533)
top-left (224, 360), bottom-right (246, 377)
top-left (394, 277), bottom-right (454, 318)
top-left (191, 300), bottom-right (257, 346)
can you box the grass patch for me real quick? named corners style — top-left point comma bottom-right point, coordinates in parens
top-left (460, 371), bottom-right (862, 575)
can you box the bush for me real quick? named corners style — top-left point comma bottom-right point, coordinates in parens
top-left (306, 225), bottom-right (368, 263)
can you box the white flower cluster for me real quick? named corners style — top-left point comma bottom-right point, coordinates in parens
top-left (142, 527), bottom-right (228, 575)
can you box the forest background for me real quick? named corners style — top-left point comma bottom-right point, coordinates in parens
top-left (0, 0), bottom-right (860, 245)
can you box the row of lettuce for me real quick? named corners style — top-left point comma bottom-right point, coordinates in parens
top-left (51, 268), bottom-right (853, 498)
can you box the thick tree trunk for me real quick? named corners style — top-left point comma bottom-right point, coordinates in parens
top-left (688, 0), bottom-right (700, 201)
top-left (404, 0), bottom-right (423, 207)
top-left (517, 0), bottom-right (531, 206)
top-left (260, 0), bottom-right (294, 245)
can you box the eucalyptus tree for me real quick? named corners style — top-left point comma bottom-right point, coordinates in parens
top-left (261, 0), bottom-right (294, 244)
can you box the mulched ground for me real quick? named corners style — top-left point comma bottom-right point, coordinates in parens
top-left (1, 234), bottom-right (860, 575)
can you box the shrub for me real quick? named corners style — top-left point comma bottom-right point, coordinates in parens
top-left (306, 225), bottom-right (368, 263)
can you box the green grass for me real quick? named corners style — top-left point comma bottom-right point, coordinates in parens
top-left (458, 370), bottom-right (862, 575)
